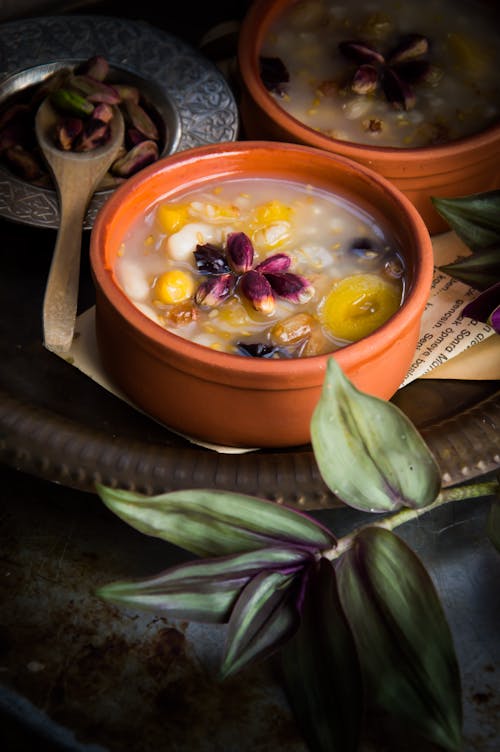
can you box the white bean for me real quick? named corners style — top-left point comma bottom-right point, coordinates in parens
top-left (342, 98), bottom-right (372, 120)
top-left (118, 261), bottom-right (151, 302)
top-left (166, 222), bottom-right (217, 261)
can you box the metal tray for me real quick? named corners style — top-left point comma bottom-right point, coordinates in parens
top-left (0, 214), bottom-right (499, 509)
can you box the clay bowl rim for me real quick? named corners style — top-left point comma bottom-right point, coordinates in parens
top-left (237, 0), bottom-right (500, 167)
top-left (90, 140), bottom-right (434, 390)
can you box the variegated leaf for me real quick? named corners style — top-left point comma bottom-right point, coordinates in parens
top-left (431, 190), bottom-right (500, 250)
top-left (220, 569), bottom-right (302, 678)
top-left (337, 527), bottom-right (462, 752)
top-left (487, 498), bottom-right (500, 553)
top-left (311, 358), bottom-right (441, 512)
top-left (97, 484), bottom-right (336, 557)
top-left (281, 558), bottom-right (363, 752)
top-left (97, 546), bottom-right (312, 623)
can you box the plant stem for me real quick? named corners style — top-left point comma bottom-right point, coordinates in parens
top-left (325, 480), bottom-right (498, 560)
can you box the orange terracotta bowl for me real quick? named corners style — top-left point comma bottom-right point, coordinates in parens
top-left (90, 141), bottom-right (433, 449)
top-left (237, 0), bottom-right (500, 235)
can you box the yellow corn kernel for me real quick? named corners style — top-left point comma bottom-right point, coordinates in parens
top-left (252, 200), bottom-right (292, 226)
top-left (155, 269), bottom-right (195, 305)
top-left (157, 204), bottom-right (190, 234)
top-left (322, 273), bottom-right (401, 342)
top-left (211, 203), bottom-right (241, 220)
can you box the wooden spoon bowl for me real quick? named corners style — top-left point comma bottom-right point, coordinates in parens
top-left (35, 98), bottom-right (125, 353)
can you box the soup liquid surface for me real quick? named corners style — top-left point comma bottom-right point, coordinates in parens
top-left (260, 0), bottom-right (500, 147)
top-left (115, 178), bottom-right (405, 358)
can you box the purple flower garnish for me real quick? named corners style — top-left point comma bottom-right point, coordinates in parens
top-left (338, 33), bottom-right (431, 111)
top-left (193, 232), bottom-right (314, 315)
top-left (259, 56), bottom-right (290, 96)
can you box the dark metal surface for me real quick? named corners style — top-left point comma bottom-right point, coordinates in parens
top-left (0, 3), bottom-right (499, 751)
top-left (1, 464), bottom-right (499, 751)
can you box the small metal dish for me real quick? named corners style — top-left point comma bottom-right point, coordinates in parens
top-left (0, 14), bottom-right (240, 230)
top-left (0, 60), bottom-right (181, 229)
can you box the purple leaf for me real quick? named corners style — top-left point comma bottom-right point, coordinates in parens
top-left (220, 569), bottom-right (302, 678)
top-left (462, 281), bottom-right (500, 333)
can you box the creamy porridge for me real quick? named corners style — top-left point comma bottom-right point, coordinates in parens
top-left (259, 0), bottom-right (500, 147)
top-left (115, 178), bottom-right (406, 358)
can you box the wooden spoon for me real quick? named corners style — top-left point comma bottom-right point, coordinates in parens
top-left (35, 98), bottom-right (125, 354)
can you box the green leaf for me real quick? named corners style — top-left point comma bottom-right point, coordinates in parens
top-left (310, 358), bottom-right (441, 512)
top-left (439, 246), bottom-right (500, 291)
top-left (337, 527), bottom-right (462, 752)
top-left (431, 191), bottom-right (500, 250)
top-left (487, 498), bottom-right (500, 553)
top-left (96, 485), bottom-right (336, 557)
top-left (220, 569), bottom-right (301, 679)
top-left (281, 558), bottom-right (363, 752)
top-left (97, 545), bottom-right (312, 623)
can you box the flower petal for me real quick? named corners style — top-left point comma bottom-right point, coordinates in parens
top-left (240, 269), bottom-right (275, 313)
top-left (259, 56), bottom-right (290, 95)
top-left (338, 40), bottom-right (385, 65)
top-left (381, 67), bottom-right (416, 110)
top-left (265, 272), bottom-right (314, 303)
top-left (195, 273), bottom-right (235, 307)
top-left (236, 341), bottom-right (286, 358)
top-left (254, 253), bottom-right (291, 274)
top-left (387, 33), bottom-right (429, 63)
top-left (194, 243), bottom-right (231, 275)
top-left (351, 64), bottom-right (378, 95)
top-left (226, 231), bottom-right (254, 273)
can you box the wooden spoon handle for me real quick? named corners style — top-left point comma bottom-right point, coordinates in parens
top-left (42, 191), bottom-right (89, 353)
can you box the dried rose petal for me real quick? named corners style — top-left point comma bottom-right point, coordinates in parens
top-left (388, 33), bottom-right (429, 64)
top-left (351, 64), bottom-right (379, 95)
top-left (194, 243), bottom-right (231, 275)
top-left (240, 270), bottom-right (275, 314)
top-left (381, 67), bottom-right (416, 110)
top-left (226, 232), bottom-right (254, 274)
top-left (348, 237), bottom-right (386, 266)
top-left (391, 59), bottom-right (431, 85)
top-left (195, 273), bottom-right (236, 307)
top-left (259, 56), bottom-right (290, 95)
top-left (254, 253), bottom-right (291, 274)
top-left (237, 342), bottom-right (284, 358)
top-left (338, 40), bottom-right (385, 66)
top-left (265, 272), bottom-right (314, 304)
